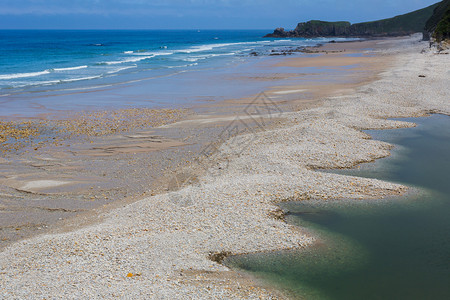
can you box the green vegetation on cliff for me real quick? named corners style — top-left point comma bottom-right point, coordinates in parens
top-left (425, 0), bottom-right (450, 41)
top-left (266, 1), bottom-right (440, 38)
top-left (293, 20), bottom-right (351, 37)
top-left (351, 2), bottom-right (439, 35)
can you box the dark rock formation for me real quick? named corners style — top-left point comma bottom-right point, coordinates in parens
top-left (293, 21), bottom-right (351, 37)
top-left (265, 21), bottom-right (352, 38)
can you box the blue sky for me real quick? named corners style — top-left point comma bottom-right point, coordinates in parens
top-left (0, 0), bottom-right (441, 29)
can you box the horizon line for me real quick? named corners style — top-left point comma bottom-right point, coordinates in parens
top-left (0, 28), bottom-right (275, 31)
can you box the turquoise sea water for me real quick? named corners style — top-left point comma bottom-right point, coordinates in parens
top-left (227, 114), bottom-right (450, 299)
top-left (0, 30), bottom-right (351, 117)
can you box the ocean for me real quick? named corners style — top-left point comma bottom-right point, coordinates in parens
top-left (0, 30), bottom-right (350, 117)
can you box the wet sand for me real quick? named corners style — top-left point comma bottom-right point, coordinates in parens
top-left (0, 39), bottom-right (386, 250)
top-left (2, 35), bottom-right (446, 298)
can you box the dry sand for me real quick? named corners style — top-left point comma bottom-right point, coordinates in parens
top-left (0, 34), bottom-right (449, 298)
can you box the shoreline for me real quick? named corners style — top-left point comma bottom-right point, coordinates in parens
top-left (0, 39), bottom-right (383, 250)
top-left (1, 34), bottom-right (449, 298)
top-left (226, 113), bottom-right (450, 299)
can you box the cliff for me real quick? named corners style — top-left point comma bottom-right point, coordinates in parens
top-left (265, 2), bottom-right (440, 38)
top-left (424, 0), bottom-right (450, 41)
top-left (288, 20), bottom-right (351, 37)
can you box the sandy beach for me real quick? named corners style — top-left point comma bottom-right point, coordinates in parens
top-left (0, 34), bottom-right (449, 298)
top-left (0, 37), bottom-right (384, 249)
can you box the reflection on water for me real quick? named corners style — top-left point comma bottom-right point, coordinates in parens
top-left (226, 114), bottom-right (450, 299)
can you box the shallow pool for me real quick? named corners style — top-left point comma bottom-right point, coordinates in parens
top-left (226, 114), bottom-right (450, 299)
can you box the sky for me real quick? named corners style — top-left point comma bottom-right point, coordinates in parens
top-left (0, 0), bottom-right (441, 30)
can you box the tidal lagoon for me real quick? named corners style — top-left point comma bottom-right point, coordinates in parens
top-left (227, 114), bottom-right (450, 299)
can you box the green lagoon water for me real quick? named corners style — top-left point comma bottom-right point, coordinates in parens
top-left (226, 114), bottom-right (450, 299)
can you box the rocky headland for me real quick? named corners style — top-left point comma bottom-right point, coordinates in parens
top-left (265, 1), bottom-right (440, 38)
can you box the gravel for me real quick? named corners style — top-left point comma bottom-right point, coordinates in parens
top-left (0, 35), bottom-right (449, 299)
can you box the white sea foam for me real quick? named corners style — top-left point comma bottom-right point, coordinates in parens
top-left (183, 57), bottom-right (202, 62)
top-left (180, 43), bottom-right (238, 53)
top-left (182, 55), bottom-right (210, 62)
top-left (0, 70), bottom-right (50, 80)
top-left (9, 79), bottom-right (61, 88)
top-left (271, 39), bottom-right (290, 43)
top-left (59, 75), bottom-right (102, 83)
top-left (134, 42), bottom-right (260, 57)
top-left (20, 75), bottom-right (102, 87)
top-left (28, 75), bottom-right (103, 87)
top-left (132, 51), bottom-right (174, 57)
top-left (107, 65), bottom-right (137, 74)
top-left (124, 56), bottom-right (154, 63)
top-left (167, 63), bottom-right (198, 69)
top-left (215, 52), bottom-right (236, 56)
top-left (182, 51), bottom-right (236, 62)
top-left (53, 65), bottom-right (88, 72)
top-left (127, 41), bottom-right (264, 61)
top-left (100, 56), bottom-right (154, 65)
top-left (40, 80), bottom-right (63, 86)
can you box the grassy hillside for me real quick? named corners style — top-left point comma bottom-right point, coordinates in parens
top-left (266, 1), bottom-right (441, 38)
top-left (307, 20), bottom-right (350, 27)
top-left (351, 2), bottom-right (440, 35)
